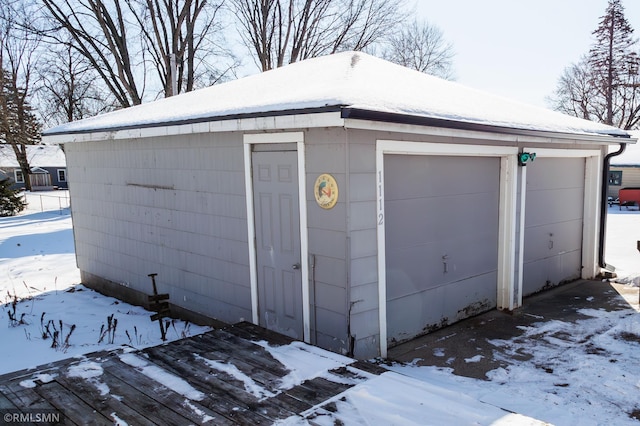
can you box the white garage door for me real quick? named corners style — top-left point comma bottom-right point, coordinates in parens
top-left (523, 157), bottom-right (585, 296)
top-left (384, 154), bottom-right (501, 346)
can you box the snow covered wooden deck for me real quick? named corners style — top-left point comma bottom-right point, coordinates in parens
top-left (0, 322), bottom-right (386, 425)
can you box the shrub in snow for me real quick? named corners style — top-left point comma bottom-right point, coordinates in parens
top-left (0, 178), bottom-right (25, 216)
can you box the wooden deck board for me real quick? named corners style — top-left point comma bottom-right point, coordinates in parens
top-left (53, 371), bottom-right (158, 426)
top-left (349, 360), bottom-right (390, 376)
top-left (0, 390), bottom-right (18, 410)
top-left (145, 339), bottom-right (281, 397)
top-left (225, 322), bottom-right (296, 346)
top-left (141, 344), bottom-right (279, 424)
top-left (101, 370), bottom-right (217, 425)
top-left (175, 332), bottom-right (290, 388)
top-left (272, 391), bottom-right (314, 413)
top-left (34, 380), bottom-right (111, 424)
top-left (283, 376), bottom-right (353, 408)
top-left (100, 355), bottom-right (237, 426)
top-left (0, 324), bottom-right (387, 424)
top-left (0, 381), bottom-right (59, 412)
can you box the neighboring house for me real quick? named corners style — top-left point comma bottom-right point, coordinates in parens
top-left (608, 131), bottom-right (640, 200)
top-left (0, 145), bottom-right (68, 191)
top-left (42, 52), bottom-right (634, 359)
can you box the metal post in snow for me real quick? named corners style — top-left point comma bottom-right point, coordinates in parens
top-left (148, 273), bottom-right (169, 341)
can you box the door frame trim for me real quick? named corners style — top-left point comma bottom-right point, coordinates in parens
top-left (376, 140), bottom-right (518, 358)
top-left (243, 132), bottom-right (310, 342)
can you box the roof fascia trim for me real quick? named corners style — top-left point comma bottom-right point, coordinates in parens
top-left (42, 110), bottom-right (345, 144)
top-left (40, 103), bottom-right (633, 146)
top-left (341, 108), bottom-right (631, 144)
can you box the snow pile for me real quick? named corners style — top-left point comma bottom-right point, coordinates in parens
top-left (254, 340), bottom-right (355, 390)
top-left (18, 373), bottom-right (56, 389)
top-left (606, 206), bottom-right (640, 287)
top-left (67, 360), bottom-right (110, 396)
top-left (280, 371), bottom-right (546, 426)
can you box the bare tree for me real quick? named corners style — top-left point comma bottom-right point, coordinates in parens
top-left (35, 43), bottom-right (114, 127)
top-left (383, 19), bottom-right (455, 80)
top-left (551, 0), bottom-right (640, 130)
top-left (39, 0), bottom-right (237, 109)
top-left (0, 0), bottom-right (42, 192)
top-left (230, 0), bottom-right (406, 72)
top-left (40, 0), bottom-right (144, 108)
top-left (127, 0), bottom-right (238, 96)
top-left (549, 56), bottom-right (598, 121)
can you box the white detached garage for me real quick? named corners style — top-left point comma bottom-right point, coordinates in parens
top-left (43, 52), bottom-right (633, 359)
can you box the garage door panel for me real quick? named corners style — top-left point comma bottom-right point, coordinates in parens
top-left (384, 155), bottom-right (499, 200)
top-left (549, 251), bottom-right (582, 283)
top-left (524, 187), bottom-right (584, 226)
top-left (386, 245), bottom-right (445, 298)
top-left (384, 199), bottom-right (442, 247)
top-left (525, 157), bottom-right (585, 190)
top-left (386, 231), bottom-right (499, 299)
top-left (387, 271), bottom-right (497, 345)
top-left (387, 285), bottom-right (446, 344)
top-left (385, 192), bottom-right (499, 249)
top-left (385, 154), bottom-right (500, 345)
top-left (523, 157), bottom-right (585, 295)
top-left (523, 220), bottom-right (582, 262)
top-left (443, 272), bottom-right (497, 322)
top-left (522, 260), bottom-right (547, 295)
top-left (522, 251), bottom-right (581, 296)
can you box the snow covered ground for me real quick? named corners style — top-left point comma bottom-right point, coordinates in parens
top-left (0, 192), bottom-right (211, 375)
top-left (1, 191), bottom-right (640, 425)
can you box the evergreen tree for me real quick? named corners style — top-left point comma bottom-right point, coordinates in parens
top-left (588, 0), bottom-right (639, 126)
top-left (0, 68), bottom-right (42, 191)
top-left (0, 178), bottom-right (25, 217)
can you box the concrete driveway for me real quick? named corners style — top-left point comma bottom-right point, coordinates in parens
top-left (387, 279), bottom-right (638, 380)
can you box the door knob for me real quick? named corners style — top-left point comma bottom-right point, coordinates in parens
top-left (292, 263), bottom-right (301, 270)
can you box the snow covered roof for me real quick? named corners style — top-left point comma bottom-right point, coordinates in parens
top-left (0, 145), bottom-right (66, 168)
top-left (43, 51), bottom-right (631, 139)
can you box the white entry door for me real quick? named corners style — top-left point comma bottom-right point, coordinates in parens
top-left (252, 150), bottom-right (303, 339)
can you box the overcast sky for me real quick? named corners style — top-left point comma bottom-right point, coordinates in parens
top-left (414, 0), bottom-right (640, 109)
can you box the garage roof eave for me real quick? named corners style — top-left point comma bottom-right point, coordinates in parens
top-left (340, 108), bottom-right (632, 144)
top-left (40, 106), bottom-right (347, 143)
top-left (41, 104), bottom-right (632, 146)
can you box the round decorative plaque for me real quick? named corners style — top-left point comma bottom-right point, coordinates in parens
top-left (314, 173), bottom-right (339, 209)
